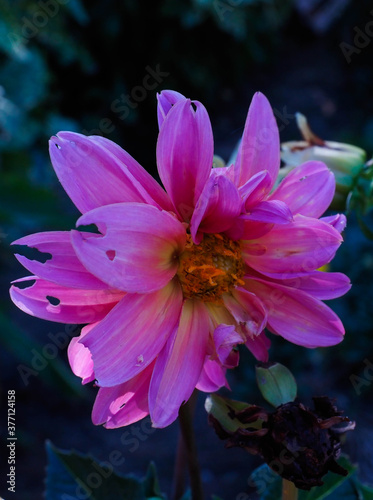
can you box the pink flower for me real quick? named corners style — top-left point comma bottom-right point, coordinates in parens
top-left (10, 91), bottom-right (350, 428)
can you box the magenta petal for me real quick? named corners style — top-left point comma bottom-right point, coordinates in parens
top-left (13, 231), bottom-right (108, 290)
top-left (225, 216), bottom-right (273, 241)
top-left (92, 363), bottom-right (154, 428)
top-left (245, 200), bottom-right (293, 225)
top-left (239, 170), bottom-right (272, 209)
top-left (72, 203), bottom-right (186, 293)
top-left (321, 214), bottom-right (347, 233)
top-left (213, 324), bottom-right (243, 368)
top-left (249, 278), bottom-right (345, 347)
top-left (68, 323), bottom-right (96, 384)
top-left (271, 270), bottom-right (351, 300)
top-left (223, 287), bottom-right (267, 338)
top-left (81, 280), bottom-right (183, 387)
top-left (196, 359), bottom-right (228, 393)
top-left (157, 99), bottom-right (213, 220)
top-left (190, 172), bottom-right (242, 242)
top-left (149, 299), bottom-right (209, 428)
top-left (242, 214), bottom-right (343, 278)
top-left (270, 161), bottom-right (335, 218)
top-left (157, 90), bottom-right (187, 129)
top-left (10, 277), bottom-right (123, 324)
top-left (245, 331), bottom-right (271, 362)
top-left (49, 132), bottom-right (172, 214)
top-left (90, 135), bottom-right (173, 211)
top-left (234, 92), bottom-right (280, 189)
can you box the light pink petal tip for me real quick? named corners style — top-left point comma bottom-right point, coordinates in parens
top-left (157, 99), bottom-right (213, 221)
top-left (72, 203), bottom-right (186, 293)
top-left (12, 231), bottom-right (108, 290)
top-left (234, 92), bottom-right (280, 190)
top-left (92, 363), bottom-right (154, 428)
top-left (196, 359), bottom-right (228, 393)
top-left (157, 90), bottom-right (187, 129)
top-left (271, 161), bottom-right (335, 218)
top-left (49, 132), bottom-right (172, 214)
top-left (81, 280), bottom-right (183, 387)
top-left (10, 277), bottom-right (123, 324)
top-left (68, 323), bottom-right (97, 384)
top-left (149, 299), bottom-right (210, 428)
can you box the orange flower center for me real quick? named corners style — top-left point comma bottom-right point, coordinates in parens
top-left (177, 233), bottom-right (245, 302)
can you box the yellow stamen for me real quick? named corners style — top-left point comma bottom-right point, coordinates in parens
top-left (177, 233), bottom-right (245, 302)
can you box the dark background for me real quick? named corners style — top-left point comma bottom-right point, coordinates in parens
top-left (1, 0), bottom-right (373, 498)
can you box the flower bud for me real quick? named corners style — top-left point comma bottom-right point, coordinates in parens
top-left (281, 113), bottom-right (367, 210)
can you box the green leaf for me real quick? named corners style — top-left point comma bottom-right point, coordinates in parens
top-left (256, 362), bottom-right (297, 407)
top-left (45, 441), bottom-right (162, 500)
top-left (298, 455), bottom-right (356, 500)
top-left (205, 394), bottom-right (263, 433)
top-left (249, 456), bottom-right (358, 500)
top-left (143, 462), bottom-right (165, 499)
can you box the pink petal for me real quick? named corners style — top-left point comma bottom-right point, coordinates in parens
top-left (149, 299), bottom-right (210, 428)
top-left (71, 203), bottom-right (186, 293)
top-left (270, 161), bottom-right (335, 218)
top-left (49, 132), bottom-right (172, 214)
top-left (196, 358), bottom-right (228, 393)
top-left (223, 287), bottom-right (267, 338)
top-left (213, 324), bottom-right (243, 368)
top-left (13, 231), bottom-right (108, 290)
top-left (234, 93), bottom-right (280, 189)
top-left (248, 278), bottom-right (345, 347)
top-left (321, 214), bottom-right (347, 233)
top-left (268, 270), bottom-right (351, 300)
top-left (92, 362), bottom-right (154, 428)
top-left (157, 90), bottom-right (187, 129)
top-left (10, 277), bottom-right (123, 324)
top-left (245, 331), bottom-right (271, 362)
top-left (190, 172), bottom-right (242, 243)
top-left (81, 280), bottom-right (183, 387)
top-left (242, 214), bottom-right (343, 278)
top-left (157, 99), bottom-right (213, 220)
top-left (225, 216), bottom-right (273, 241)
top-left (239, 170), bottom-right (272, 210)
top-left (245, 200), bottom-right (293, 225)
top-left (68, 323), bottom-right (97, 384)
top-left (90, 135), bottom-right (173, 211)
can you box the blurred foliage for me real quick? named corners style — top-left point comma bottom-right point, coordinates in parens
top-left (0, 0), bottom-right (293, 238)
top-left (45, 442), bottom-right (165, 499)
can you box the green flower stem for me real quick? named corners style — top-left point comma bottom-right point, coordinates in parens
top-left (172, 391), bottom-right (204, 500)
top-left (282, 479), bottom-right (298, 500)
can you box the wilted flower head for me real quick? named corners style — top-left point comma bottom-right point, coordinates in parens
top-left (209, 396), bottom-right (355, 490)
top-left (10, 90), bottom-right (350, 428)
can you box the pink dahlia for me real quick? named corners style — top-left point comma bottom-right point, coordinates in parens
top-left (10, 91), bottom-right (350, 428)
